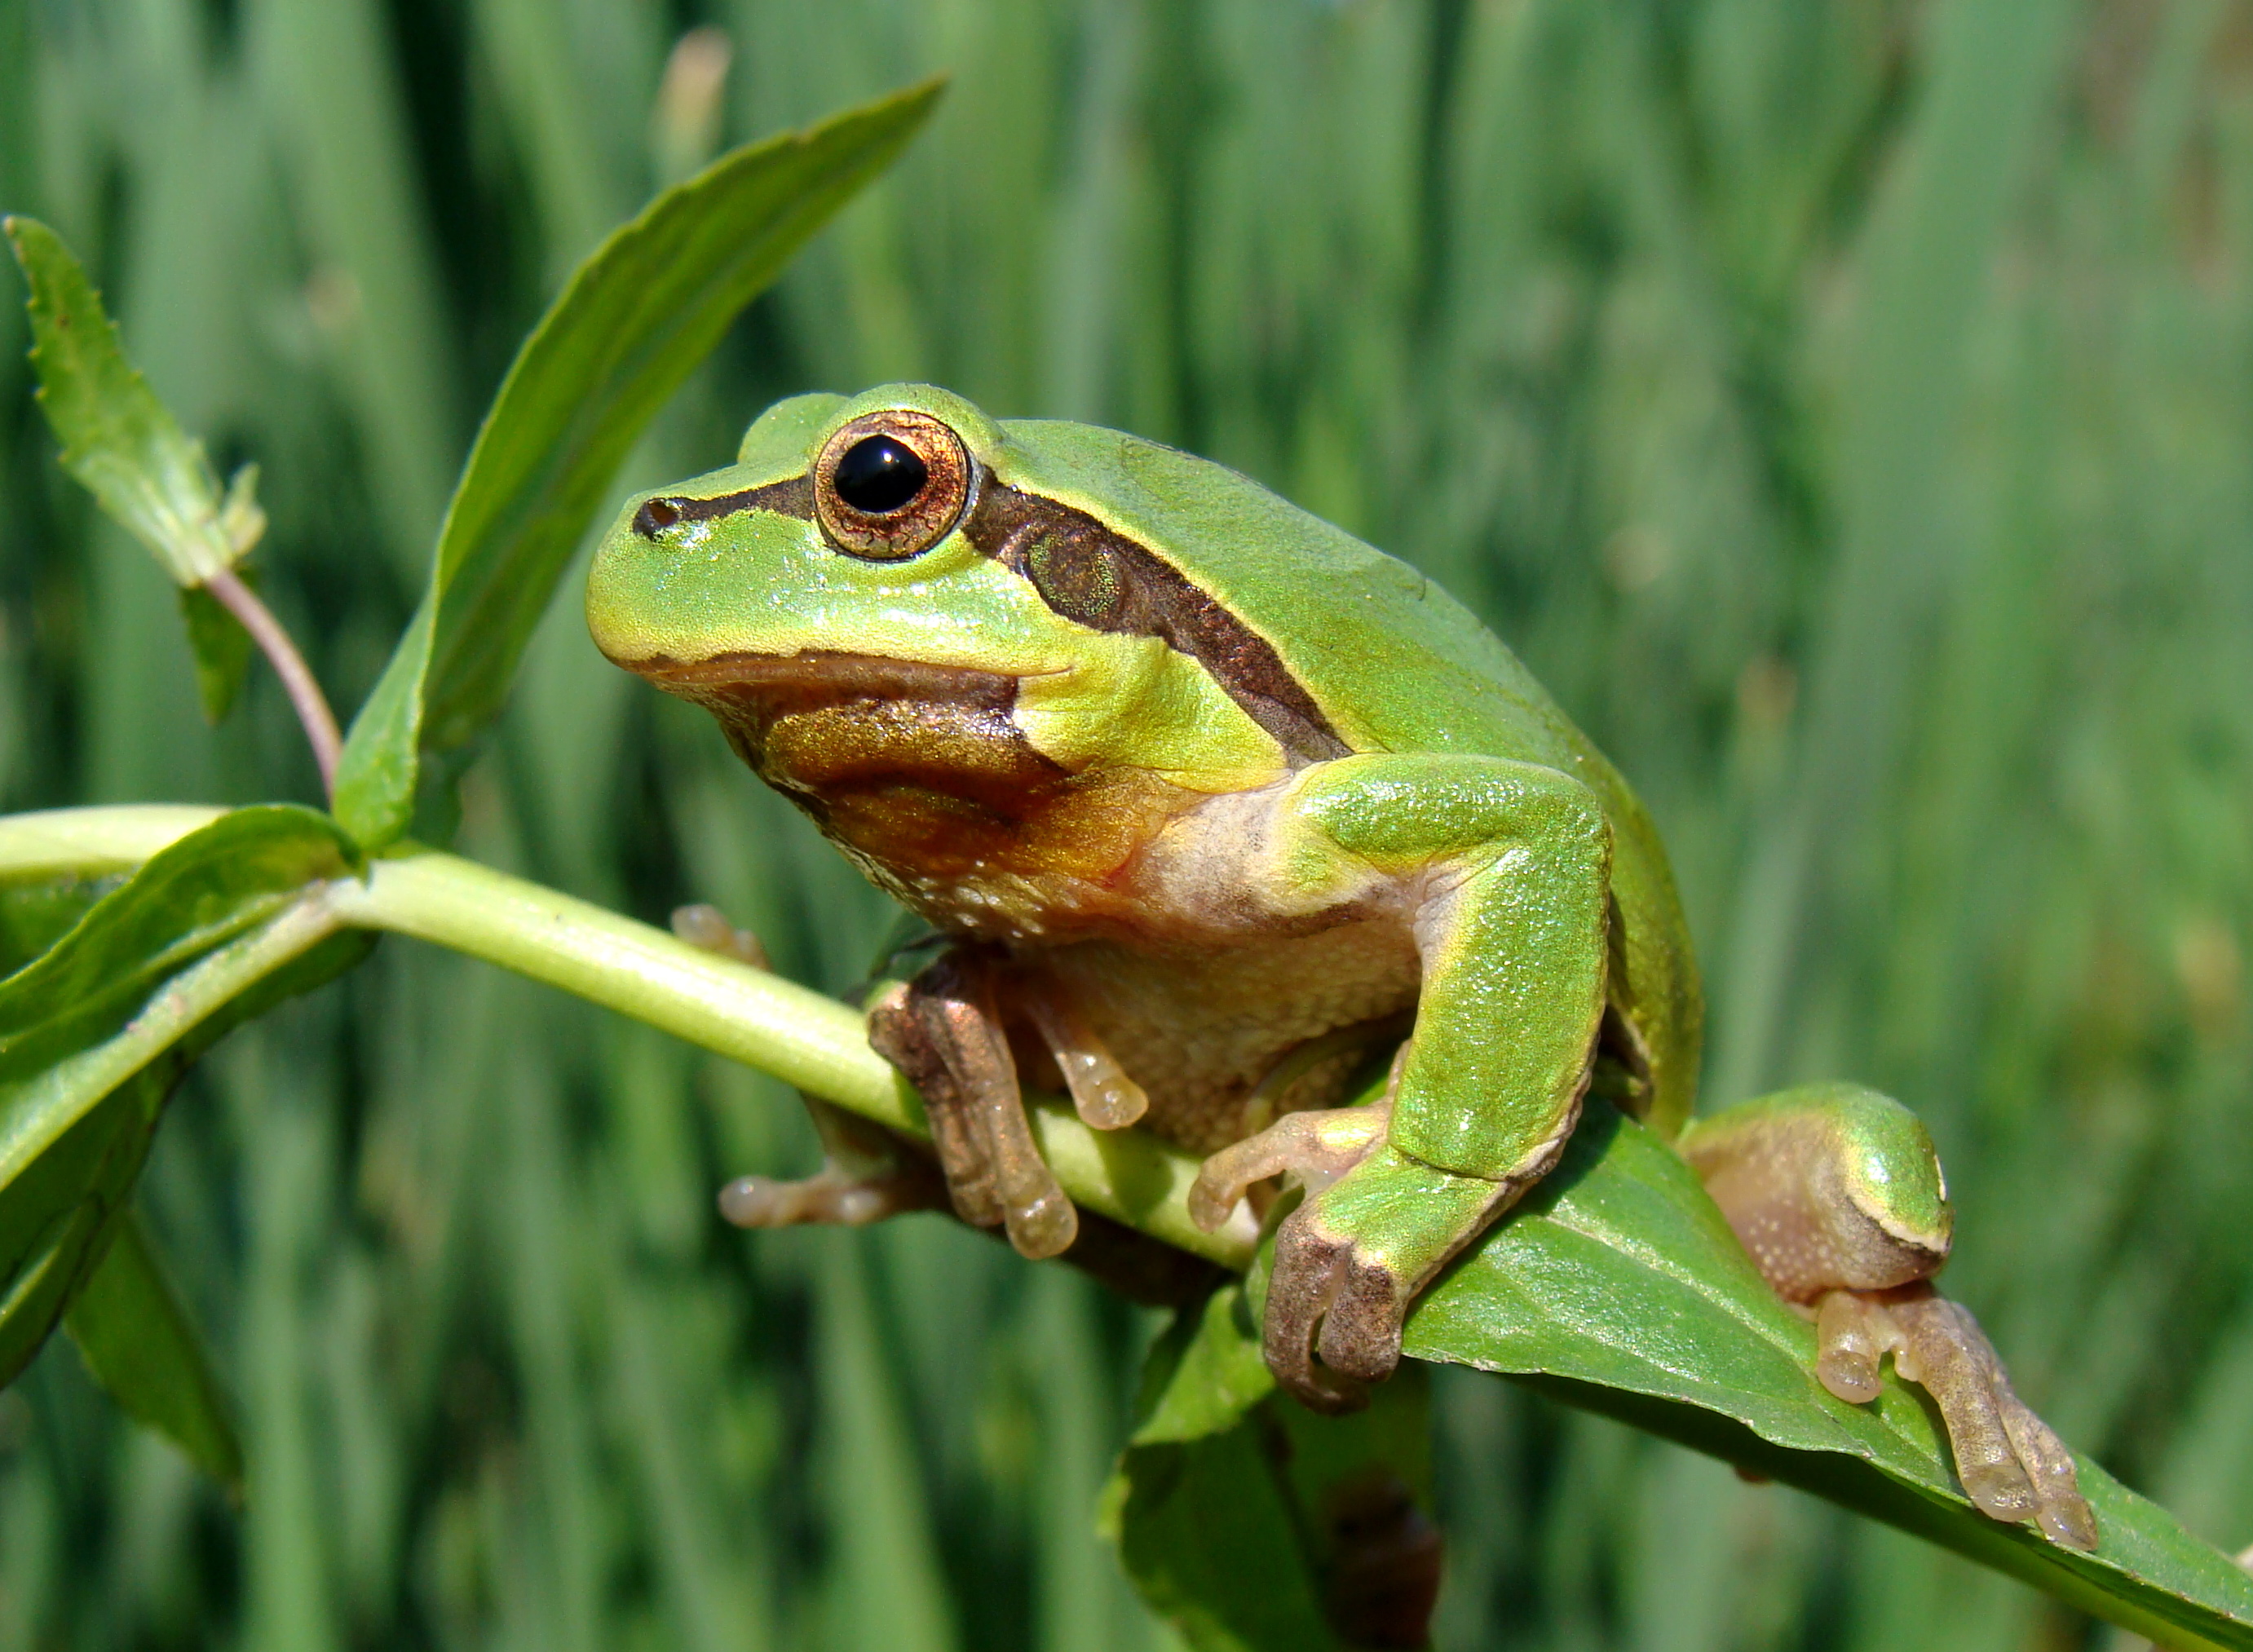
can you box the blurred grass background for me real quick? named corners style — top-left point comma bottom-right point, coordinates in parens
top-left (2, 0), bottom-right (2251, 1646)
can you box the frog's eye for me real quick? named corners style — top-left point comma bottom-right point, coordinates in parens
top-left (814, 409), bottom-right (972, 560)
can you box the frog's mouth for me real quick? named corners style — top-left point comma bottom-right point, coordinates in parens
top-left (627, 648), bottom-right (1023, 722)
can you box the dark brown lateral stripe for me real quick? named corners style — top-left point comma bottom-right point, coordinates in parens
top-left (964, 480), bottom-right (1350, 763)
top-left (634, 474), bottom-right (815, 537)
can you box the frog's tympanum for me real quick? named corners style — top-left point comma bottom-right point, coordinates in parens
top-left (586, 386), bottom-right (2096, 1550)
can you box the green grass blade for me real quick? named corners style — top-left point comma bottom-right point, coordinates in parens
top-left (64, 1206), bottom-right (243, 1495)
top-left (817, 1235), bottom-right (957, 1652)
top-left (331, 79), bottom-right (945, 848)
top-left (250, 0), bottom-right (460, 571)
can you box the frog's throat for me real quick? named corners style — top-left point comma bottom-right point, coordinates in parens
top-left (623, 650), bottom-right (1195, 909)
top-left (624, 650), bottom-right (1039, 801)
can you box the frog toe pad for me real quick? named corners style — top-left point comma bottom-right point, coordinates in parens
top-left (1818, 1285), bottom-right (2097, 1550)
top-left (718, 1159), bottom-right (944, 1229)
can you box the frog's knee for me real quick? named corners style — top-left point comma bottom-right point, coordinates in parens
top-left (1678, 1082), bottom-right (1953, 1301)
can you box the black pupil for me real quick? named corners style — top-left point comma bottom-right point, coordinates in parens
top-left (833, 435), bottom-right (928, 514)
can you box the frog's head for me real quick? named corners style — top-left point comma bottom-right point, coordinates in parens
top-left (586, 385), bottom-right (1339, 906)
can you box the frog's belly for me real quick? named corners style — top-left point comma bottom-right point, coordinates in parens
top-left (1032, 920), bottom-right (1420, 1155)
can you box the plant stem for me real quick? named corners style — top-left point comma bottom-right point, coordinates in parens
top-left (0, 806), bottom-right (1258, 1268)
top-left (203, 569), bottom-right (342, 797)
top-left (324, 851), bottom-right (1258, 1267)
top-left (0, 806), bottom-right (224, 874)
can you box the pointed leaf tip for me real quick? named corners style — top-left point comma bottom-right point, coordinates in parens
top-left (66, 1211), bottom-right (244, 1495)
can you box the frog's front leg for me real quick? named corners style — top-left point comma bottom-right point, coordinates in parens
top-left (1679, 1084), bottom-right (2097, 1549)
top-left (866, 946), bottom-right (1080, 1260)
top-left (1193, 754), bottom-right (1612, 1414)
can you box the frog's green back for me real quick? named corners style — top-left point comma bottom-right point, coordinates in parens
top-left (994, 417), bottom-right (1704, 1130)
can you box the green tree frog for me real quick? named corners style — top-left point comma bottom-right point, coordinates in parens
top-left (585, 385), bottom-right (2095, 1550)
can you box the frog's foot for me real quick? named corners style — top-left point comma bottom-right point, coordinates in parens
top-left (1261, 1136), bottom-right (1560, 1417)
top-left (718, 1097), bottom-right (947, 1229)
top-left (867, 949), bottom-right (1078, 1261)
top-left (675, 908), bottom-right (942, 1228)
top-left (1186, 1093), bottom-right (1404, 1413)
top-left (1681, 1083), bottom-right (2096, 1550)
top-left (717, 1161), bottom-right (941, 1227)
top-left (670, 902), bottom-right (771, 969)
top-left (1814, 1285), bottom-right (2095, 1548)
top-left (1188, 1036), bottom-right (1417, 1234)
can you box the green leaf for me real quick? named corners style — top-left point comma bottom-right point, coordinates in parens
top-left (0, 805), bottom-right (360, 1182)
top-left (332, 79), bottom-right (945, 848)
top-left (0, 807), bottom-right (372, 1389)
top-left (179, 578), bottom-right (256, 724)
top-left (0, 871), bottom-right (126, 976)
top-left (1124, 1280), bottom-right (1275, 1446)
top-left (66, 1208), bottom-right (242, 1494)
top-left (1402, 1102), bottom-right (2253, 1651)
top-left (3, 217), bottom-right (243, 587)
top-left (0, 1067), bottom-right (174, 1392)
top-left (1106, 1294), bottom-right (1441, 1652)
top-left (7, 219), bottom-right (268, 720)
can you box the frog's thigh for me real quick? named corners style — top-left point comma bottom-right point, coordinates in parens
top-left (1680, 1085), bottom-right (2096, 1550)
top-left (1254, 754), bottom-right (1612, 1412)
top-left (1279, 753), bottom-right (1612, 1176)
top-left (1675, 1082), bottom-right (1953, 1302)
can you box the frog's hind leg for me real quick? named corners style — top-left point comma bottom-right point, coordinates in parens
top-left (1679, 1084), bottom-right (2096, 1550)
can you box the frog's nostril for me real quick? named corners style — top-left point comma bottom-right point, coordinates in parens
top-left (635, 497), bottom-right (683, 538)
